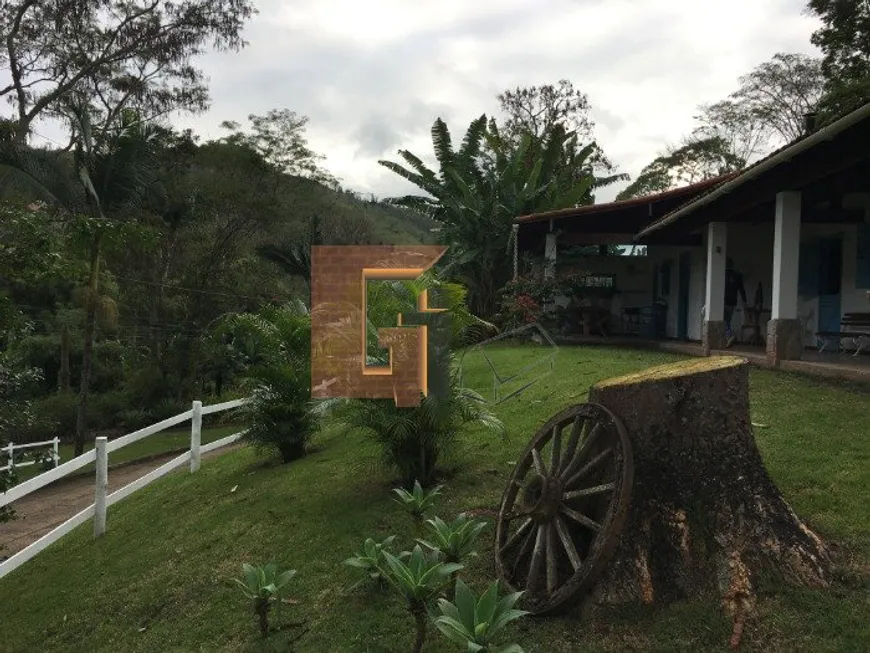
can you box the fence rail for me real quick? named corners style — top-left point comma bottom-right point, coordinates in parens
top-left (0, 397), bottom-right (249, 580)
top-left (1, 438), bottom-right (60, 473)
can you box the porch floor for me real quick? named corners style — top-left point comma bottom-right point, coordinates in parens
top-left (555, 335), bottom-right (870, 384)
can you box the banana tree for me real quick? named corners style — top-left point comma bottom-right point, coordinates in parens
top-left (379, 116), bottom-right (597, 318)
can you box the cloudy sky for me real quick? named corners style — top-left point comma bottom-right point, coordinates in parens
top-left (36, 0), bottom-right (822, 203)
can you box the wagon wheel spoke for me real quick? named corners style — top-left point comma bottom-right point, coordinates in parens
top-left (554, 515), bottom-right (583, 571)
top-left (565, 448), bottom-right (613, 490)
top-left (531, 447), bottom-right (547, 476)
top-left (500, 518), bottom-right (533, 554)
top-left (526, 525), bottom-right (547, 590)
top-left (558, 415), bottom-right (584, 476)
top-left (511, 526), bottom-right (536, 577)
top-left (560, 506), bottom-right (601, 532)
top-left (563, 482), bottom-right (615, 501)
top-left (560, 421), bottom-right (603, 481)
top-left (545, 523), bottom-right (559, 593)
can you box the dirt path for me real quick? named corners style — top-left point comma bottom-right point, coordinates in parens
top-left (1, 444), bottom-right (242, 559)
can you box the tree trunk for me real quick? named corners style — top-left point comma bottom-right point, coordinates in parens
top-left (584, 356), bottom-right (829, 613)
top-left (58, 325), bottom-right (71, 393)
top-left (74, 234), bottom-right (102, 457)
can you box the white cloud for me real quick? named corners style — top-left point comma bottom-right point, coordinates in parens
top-left (25, 0), bottom-right (822, 203)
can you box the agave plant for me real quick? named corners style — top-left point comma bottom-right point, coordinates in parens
top-left (344, 535), bottom-right (407, 588)
top-left (418, 513), bottom-right (488, 564)
top-left (393, 480), bottom-right (443, 525)
top-left (434, 579), bottom-right (529, 653)
top-left (379, 545), bottom-right (464, 653)
top-left (233, 563), bottom-right (297, 637)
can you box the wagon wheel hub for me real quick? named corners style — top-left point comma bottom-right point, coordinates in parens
top-left (521, 474), bottom-right (563, 522)
top-left (495, 402), bottom-right (634, 616)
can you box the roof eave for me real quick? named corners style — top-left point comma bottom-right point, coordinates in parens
top-left (634, 101), bottom-right (870, 242)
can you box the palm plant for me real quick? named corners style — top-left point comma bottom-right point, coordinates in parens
top-left (327, 274), bottom-right (504, 487)
top-left (0, 103), bottom-right (162, 455)
top-left (220, 300), bottom-right (316, 463)
top-left (379, 545), bottom-right (464, 653)
top-left (418, 513), bottom-right (488, 564)
top-left (233, 563), bottom-right (297, 637)
top-left (434, 579), bottom-right (529, 653)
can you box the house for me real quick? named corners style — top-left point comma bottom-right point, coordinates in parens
top-left (513, 101), bottom-right (870, 364)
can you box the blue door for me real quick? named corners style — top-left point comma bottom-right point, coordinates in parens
top-left (677, 252), bottom-right (691, 339)
top-left (816, 238), bottom-right (842, 333)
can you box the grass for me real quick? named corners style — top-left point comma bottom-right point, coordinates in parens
top-left (10, 424), bottom-right (246, 485)
top-left (0, 345), bottom-right (868, 652)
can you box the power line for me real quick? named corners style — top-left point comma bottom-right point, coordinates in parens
top-left (108, 274), bottom-right (277, 302)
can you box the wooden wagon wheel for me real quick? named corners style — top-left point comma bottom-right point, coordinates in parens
top-left (495, 402), bottom-right (634, 615)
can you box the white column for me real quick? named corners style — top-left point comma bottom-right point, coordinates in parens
top-left (771, 192), bottom-right (801, 320)
top-left (544, 232), bottom-right (557, 279)
top-left (190, 400), bottom-right (203, 473)
top-left (94, 437), bottom-right (108, 537)
top-left (705, 222), bottom-right (727, 322)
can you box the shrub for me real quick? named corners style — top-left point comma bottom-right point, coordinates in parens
top-left (123, 364), bottom-right (169, 406)
top-left (220, 301), bottom-right (316, 463)
top-left (493, 276), bottom-right (560, 331)
top-left (334, 361), bottom-right (504, 487)
top-left (25, 393), bottom-right (77, 442)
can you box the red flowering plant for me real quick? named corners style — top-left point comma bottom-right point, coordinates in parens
top-left (493, 276), bottom-right (560, 331)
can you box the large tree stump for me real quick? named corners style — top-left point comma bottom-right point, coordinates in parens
top-left (584, 356), bottom-right (830, 610)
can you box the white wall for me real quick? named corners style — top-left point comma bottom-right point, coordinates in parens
top-left (683, 212), bottom-right (870, 349)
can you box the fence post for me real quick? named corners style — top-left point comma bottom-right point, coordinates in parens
top-left (94, 437), bottom-right (108, 537)
top-left (52, 437), bottom-right (60, 467)
top-left (190, 400), bottom-right (203, 473)
top-left (5, 442), bottom-right (12, 471)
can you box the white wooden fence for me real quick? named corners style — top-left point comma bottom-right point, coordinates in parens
top-left (1, 438), bottom-right (60, 473)
top-left (0, 397), bottom-right (249, 580)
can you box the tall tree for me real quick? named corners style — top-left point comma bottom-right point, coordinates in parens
top-left (807, 0), bottom-right (870, 121)
top-left (496, 79), bottom-right (628, 189)
top-left (616, 136), bottom-right (744, 201)
top-left (0, 108), bottom-right (161, 455)
top-left (219, 109), bottom-right (341, 190)
top-left (695, 53), bottom-right (824, 149)
top-left (0, 0), bottom-right (256, 142)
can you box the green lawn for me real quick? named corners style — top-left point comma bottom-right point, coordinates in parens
top-left (11, 424), bottom-right (246, 485)
top-left (1, 346), bottom-right (868, 652)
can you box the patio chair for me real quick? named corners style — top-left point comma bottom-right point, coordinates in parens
top-left (740, 307), bottom-right (764, 346)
